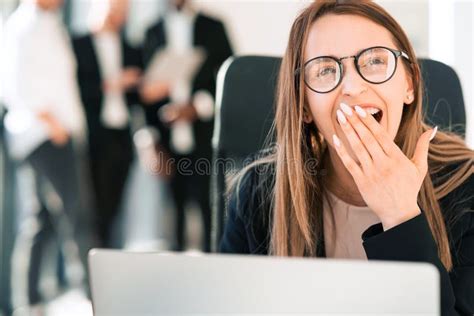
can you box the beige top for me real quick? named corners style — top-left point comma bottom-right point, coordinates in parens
top-left (323, 190), bottom-right (381, 260)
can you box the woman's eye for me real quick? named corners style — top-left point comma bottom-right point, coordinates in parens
top-left (363, 58), bottom-right (385, 67)
top-left (318, 67), bottom-right (336, 77)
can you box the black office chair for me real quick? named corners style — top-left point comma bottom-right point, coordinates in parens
top-left (210, 56), bottom-right (280, 251)
top-left (419, 58), bottom-right (466, 137)
top-left (210, 55), bottom-right (467, 251)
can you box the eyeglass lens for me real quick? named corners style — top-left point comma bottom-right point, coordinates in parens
top-left (304, 47), bottom-right (397, 93)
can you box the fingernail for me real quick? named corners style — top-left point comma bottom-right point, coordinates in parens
top-left (333, 134), bottom-right (341, 147)
top-left (340, 102), bottom-right (353, 116)
top-left (354, 105), bottom-right (367, 118)
top-left (429, 126), bottom-right (438, 141)
top-left (336, 109), bottom-right (347, 124)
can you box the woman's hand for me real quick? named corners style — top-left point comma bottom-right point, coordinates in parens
top-left (332, 103), bottom-right (437, 231)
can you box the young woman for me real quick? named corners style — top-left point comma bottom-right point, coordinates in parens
top-left (220, 1), bottom-right (473, 314)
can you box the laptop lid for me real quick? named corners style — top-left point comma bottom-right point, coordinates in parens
top-left (89, 249), bottom-right (439, 315)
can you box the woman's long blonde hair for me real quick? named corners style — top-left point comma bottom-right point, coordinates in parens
top-left (230, 0), bottom-right (473, 271)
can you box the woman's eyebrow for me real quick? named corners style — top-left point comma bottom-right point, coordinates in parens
top-left (307, 45), bottom-right (398, 61)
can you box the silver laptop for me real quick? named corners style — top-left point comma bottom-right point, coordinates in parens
top-left (89, 249), bottom-right (440, 315)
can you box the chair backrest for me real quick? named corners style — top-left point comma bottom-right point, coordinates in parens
top-left (210, 55), bottom-right (466, 251)
top-left (418, 58), bottom-right (466, 136)
top-left (213, 56), bottom-right (280, 158)
top-left (210, 56), bottom-right (280, 251)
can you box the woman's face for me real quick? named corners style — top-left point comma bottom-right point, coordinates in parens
top-left (303, 14), bottom-right (414, 163)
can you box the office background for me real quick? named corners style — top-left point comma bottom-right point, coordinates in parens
top-left (63, 0), bottom-right (474, 147)
top-left (1, 1), bottom-right (472, 143)
top-left (0, 1), bottom-right (472, 315)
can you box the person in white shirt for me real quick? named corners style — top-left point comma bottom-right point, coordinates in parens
top-left (2, 0), bottom-right (95, 309)
top-left (72, 0), bottom-right (142, 247)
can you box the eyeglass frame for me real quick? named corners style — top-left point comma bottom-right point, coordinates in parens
top-left (295, 46), bottom-right (411, 94)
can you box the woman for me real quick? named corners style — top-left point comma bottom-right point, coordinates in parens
top-left (220, 1), bottom-right (473, 314)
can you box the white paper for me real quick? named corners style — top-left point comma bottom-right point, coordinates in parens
top-left (144, 47), bottom-right (206, 86)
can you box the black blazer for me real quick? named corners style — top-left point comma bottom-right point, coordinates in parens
top-left (142, 13), bottom-right (233, 159)
top-left (72, 33), bottom-right (142, 150)
top-left (220, 157), bottom-right (474, 315)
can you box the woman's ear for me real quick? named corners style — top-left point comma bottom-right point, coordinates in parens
top-left (404, 73), bottom-right (415, 104)
top-left (404, 91), bottom-right (414, 104)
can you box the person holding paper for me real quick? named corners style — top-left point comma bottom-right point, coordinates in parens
top-left (141, 0), bottom-right (233, 252)
top-left (72, 0), bottom-right (142, 247)
top-left (220, 1), bottom-right (473, 314)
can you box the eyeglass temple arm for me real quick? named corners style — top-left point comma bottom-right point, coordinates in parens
top-left (400, 51), bottom-right (410, 60)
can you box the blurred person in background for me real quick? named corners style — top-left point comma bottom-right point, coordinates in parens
top-left (2, 0), bottom-right (96, 312)
top-left (72, 0), bottom-right (142, 248)
top-left (140, 0), bottom-right (233, 252)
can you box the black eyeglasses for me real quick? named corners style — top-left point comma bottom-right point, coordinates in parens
top-left (296, 46), bottom-right (411, 93)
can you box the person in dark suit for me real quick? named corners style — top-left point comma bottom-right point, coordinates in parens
top-left (220, 1), bottom-right (473, 315)
top-left (72, 0), bottom-right (142, 247)
top-left (140, 0), bottom-right (233, 252)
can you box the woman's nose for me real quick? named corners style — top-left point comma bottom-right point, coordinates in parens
top-left (340, 60), bottom-right (368, 96)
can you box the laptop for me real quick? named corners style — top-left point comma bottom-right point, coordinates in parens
top-left (89, 249), bottom-right (440, 315)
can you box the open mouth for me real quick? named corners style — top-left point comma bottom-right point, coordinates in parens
top-left (366, 107), bottom-right (383, 123)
